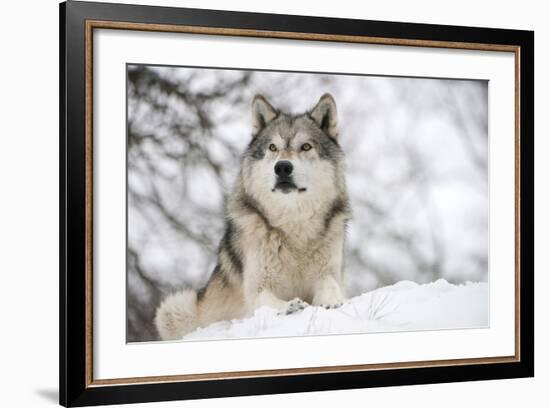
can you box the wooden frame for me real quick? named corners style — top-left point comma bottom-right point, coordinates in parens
top-left (60, 1), bottom-right (534, 406)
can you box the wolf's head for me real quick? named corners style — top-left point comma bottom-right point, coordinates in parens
top-left (239, 94), bottom-right (348, 223)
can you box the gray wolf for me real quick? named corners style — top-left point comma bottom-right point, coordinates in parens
top-left (155, 93), bottom-right (351, 340)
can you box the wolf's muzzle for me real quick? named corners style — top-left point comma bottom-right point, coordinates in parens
top-left (273, 161), bottom-right (306, 193)
top-left (274, 160), bottom-right (293, 177)
top-left (274, 177), bottom-right (297, 193)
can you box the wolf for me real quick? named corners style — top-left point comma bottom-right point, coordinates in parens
top-left (155, 93), bottom-right (352, 340)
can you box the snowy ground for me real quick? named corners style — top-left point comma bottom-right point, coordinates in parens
top-left (183, 279), bottom-right (488, 341)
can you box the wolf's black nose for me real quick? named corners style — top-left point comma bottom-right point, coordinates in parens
top-left (274, 160), bottom-right (293, 177)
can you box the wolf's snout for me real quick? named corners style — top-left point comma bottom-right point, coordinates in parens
top-left (274, 160), bottom-right (293, 177)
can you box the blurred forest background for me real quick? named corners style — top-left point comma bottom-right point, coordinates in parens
top-left (127, 65), bottom-right (488, 342)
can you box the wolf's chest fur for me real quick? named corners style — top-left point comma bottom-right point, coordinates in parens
top-left (237, 206), bottom-right (346, 303)
top-left (264, 237), bottom-right (338, 303)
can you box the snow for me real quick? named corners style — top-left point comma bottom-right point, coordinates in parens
top-left (182, 279), bottom-right (488, 341)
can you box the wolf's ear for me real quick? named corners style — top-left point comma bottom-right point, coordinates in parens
top-left (310, 93), bottom-right (338, 140)
top-left (251, 95), bottom-right (278, 135)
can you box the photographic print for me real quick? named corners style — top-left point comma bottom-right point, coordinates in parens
top-left (126, 65), bottom-right (489, 343)
top-left (61, 3), bottom-right (533, 405)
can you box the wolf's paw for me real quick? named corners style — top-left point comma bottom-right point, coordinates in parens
top-left (319, 302), bottom-right (343, 310)
top-left (280, 298), bottom-right (308, 315)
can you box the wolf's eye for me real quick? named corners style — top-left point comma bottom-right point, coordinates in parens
top-left (268, 144), bottom-right (278, 152)
top-left (301, 143), bottom-right (312, 151)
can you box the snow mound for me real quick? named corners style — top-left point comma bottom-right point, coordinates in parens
top-left (183, 279), bottom-right (488, 341)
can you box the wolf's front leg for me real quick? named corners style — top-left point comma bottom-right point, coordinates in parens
top-left (249, 290), bottom-right (308, 315)
top-left (242, 234), bottom-right (305, 314)
top-left (312, 275), bottom-right (345, 309)
top-left (253, 290), bottom-right (287, 310)
top-left (242, 261), bottom-right (286, 312)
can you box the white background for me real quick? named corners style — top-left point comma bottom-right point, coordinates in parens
top-left (0, 0), bottom-right (545, 407)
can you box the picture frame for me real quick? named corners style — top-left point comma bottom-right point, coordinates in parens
top-left (59, 1), bottom-right (534, 406)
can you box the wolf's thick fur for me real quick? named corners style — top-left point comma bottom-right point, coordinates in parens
top-left (155, 93), bottom-right (351, 340)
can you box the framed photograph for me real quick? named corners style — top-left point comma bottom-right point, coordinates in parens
top-left (60, 1), bottom-right (534, 406)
